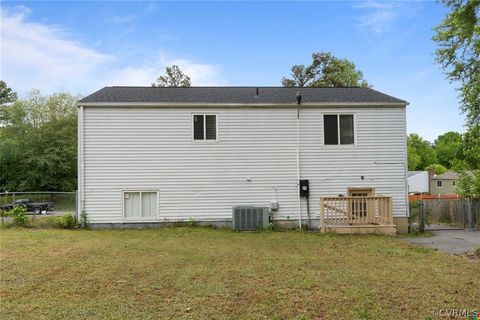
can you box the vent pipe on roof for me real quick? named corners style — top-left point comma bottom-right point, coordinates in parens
top-left (296, 91), bottom-right (302, 105)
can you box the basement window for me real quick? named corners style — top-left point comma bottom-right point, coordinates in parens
top-left (193, 114), bottom-right (217, 141)
top-left (324, 114), bottom-right (355, 145)
top-left (123, 191), bottom-right (158, 220)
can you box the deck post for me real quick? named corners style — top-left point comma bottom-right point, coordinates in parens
top-left (389, 196), bottom-right (394, 225)
top-left (320, 197), bottom-right (326, 234)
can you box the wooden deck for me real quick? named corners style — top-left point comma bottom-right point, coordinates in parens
top-left (320, 195), bottom-right (396, 235)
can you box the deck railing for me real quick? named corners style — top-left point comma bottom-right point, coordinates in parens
top-left (320, 196), bottom-right (393, 231)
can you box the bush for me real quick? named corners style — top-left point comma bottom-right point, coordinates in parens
top-left (61, 214), bottom-right (76, 229)
top-left (31, 214), bottom-right (77, 229)
top-left (7, 206), bottom-right (27, 227)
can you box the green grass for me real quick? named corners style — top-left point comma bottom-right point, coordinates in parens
top-left (1, 228), bottom-right (479, 319)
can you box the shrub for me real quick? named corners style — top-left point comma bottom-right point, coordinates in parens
top-left (31, 214), bottom-right (76, 229)
top-left (61, 214), bottom-right (76, 229)
top-left (7, 206), bottom-right (27, 227)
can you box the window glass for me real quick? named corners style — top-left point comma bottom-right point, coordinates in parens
top-left (340, 115), bottom-right (354, 145)
top-left (193, 115), bottom-right (204, 140)
top-left (124, 191), bottom-right (157, 219)
top-left (324, 115), bottom-right (338, 145)
top-left (205, 115), bottom-right (216, 140)
top-left (437, 180), bottom-right (443, 187)
top-left (124, 192), bottom-right (140, 218)
top-left (141, 192), bottom-right (157, 218)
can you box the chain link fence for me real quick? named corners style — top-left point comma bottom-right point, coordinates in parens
top-left (0, 191), bottom-right (77, 216)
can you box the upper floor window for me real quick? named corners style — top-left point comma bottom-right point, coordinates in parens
top-left (452, 181), bottom-right (456, 187)
top-left (436, 180), bottom-right (443, 188)
top-left (324, 114), bottom-right (355, 145)
top-left (193, 114), bottom-right (216, 141)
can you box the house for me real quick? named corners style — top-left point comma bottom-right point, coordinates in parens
top-left (408, 171), bottom-right (429, 194)
top-left (430, 171), bottom-right (459, 196)
top-left (77, 87), bottom-right (409, 233)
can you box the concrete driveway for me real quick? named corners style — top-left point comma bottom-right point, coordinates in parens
top-left (404, 228), bottom-right (480, 255)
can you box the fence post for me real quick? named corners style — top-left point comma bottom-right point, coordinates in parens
top-left (12, 192), bottom-right (15, 202)
top-left (75, 190), bottom-right (78, 221)
top-left (467, 199), bottom-right (473, 230)
top-left (419, 200), bottom-right (425, 233)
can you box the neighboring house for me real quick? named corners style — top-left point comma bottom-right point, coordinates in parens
top-left (408, 171), bottom-right (429, 194)
top-left (77, 87), bottom-right (409, 233)
top-left (430, 171), bottom-right (459, 196)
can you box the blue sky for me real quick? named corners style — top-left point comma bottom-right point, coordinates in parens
top-left (0, 1), bottom-right (467, 141)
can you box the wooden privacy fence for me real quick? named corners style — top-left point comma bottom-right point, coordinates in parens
top-left (411, 198), bottom-right (479, 228)
top-left (320, 196), bottom-right (393, 228)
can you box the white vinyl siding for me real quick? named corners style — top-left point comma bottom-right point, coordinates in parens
top-left (82, 106), bottom-right (407, 224)
top-left (300, 107), bottom-right (407, 219)
top-left (124, 191), bottom-right (158, 220)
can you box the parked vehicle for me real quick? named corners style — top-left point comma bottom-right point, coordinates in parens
top-left (0, 199), bottom-right (54, 215)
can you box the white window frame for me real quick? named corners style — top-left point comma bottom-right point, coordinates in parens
top-left (191, 113), bottom-right (218, 143)
top-left (322, 113), bottom-right (357, 147)
top-left (122, 190), bottom-right (159, 222)
top-left (436, 180), bottom-right (443, 188)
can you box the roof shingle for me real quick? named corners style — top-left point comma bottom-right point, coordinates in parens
top-left (78, 86), bottom-right (407, 105)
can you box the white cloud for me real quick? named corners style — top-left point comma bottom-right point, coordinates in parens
top-left (0, 5), bottom-right (224, 96)
top-left (1, 6), bottom-right (110, 94)
top-left (355, 1), bottom-right (403, 34)
top-left (105, 56), bottom-right (224, 87)
top-left (169, 58), bottom-right (224, 86)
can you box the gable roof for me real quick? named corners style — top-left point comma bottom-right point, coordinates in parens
top-left (432, 172), bottom-right (459, 180)
top-left (78, 86), bottom-right (407, 105)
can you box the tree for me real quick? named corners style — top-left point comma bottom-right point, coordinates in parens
top-left (281, 52), bottom-right (369, 87)
top-left (456, 170), bottom-right (480, 198)
top-left (407, 145), bottom-right (422, 171)
top-left (425, 164), bottom-right (448, 175)
top-left (462, 124), bottom-right (480, 169)
top-left (407, 134), bottom-right (437, 170)
top-left (0, 90), bottom-right (78, 191)
top-left (0, 81), bottom-right (17, 106)
top-left (152, 65), bottom-right (191, 87)
top-left (0, 81), bottom-right (17, 122)
top-left (433, 131), bottom-right (463, 168)
top-left (433, 0), bottom-right (480, 126)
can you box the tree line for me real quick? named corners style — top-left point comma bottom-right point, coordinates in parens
top-left (408, 131), bottom-right (479, 173)
top-left (0, 83), bottom-right (78, 191)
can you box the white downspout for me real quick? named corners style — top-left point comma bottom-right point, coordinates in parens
top-left (296, 93), bottom-right (302, 229)
top-left (77, 105), bottom-right (84, 222)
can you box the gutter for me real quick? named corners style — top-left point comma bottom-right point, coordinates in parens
top-left (76, 102), bottom-right (408, 108)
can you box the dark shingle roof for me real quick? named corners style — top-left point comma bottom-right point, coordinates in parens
top-left (408, 171), bottom-right (425, 177)
top-left (432, 172), bottom-right (459, 180)
top-left (78, 86), bottom-right (406, 105)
